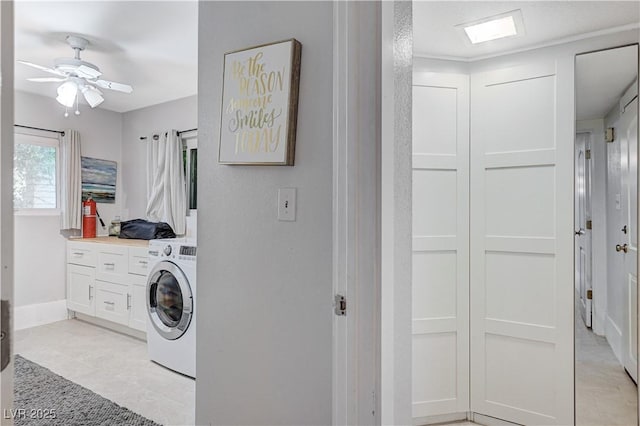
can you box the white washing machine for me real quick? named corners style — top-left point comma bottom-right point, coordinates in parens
top-left (146, 238), bottom-right (196, 378)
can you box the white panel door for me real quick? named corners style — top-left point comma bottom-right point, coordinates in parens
top-left (470, 60), bottom-right (574, 425)
top-left (575, 132), bottom-right (592, 327)
top-left (412, 72), bottom-right (469, 418)
top-left (620, 98), bottom-right (638, 383)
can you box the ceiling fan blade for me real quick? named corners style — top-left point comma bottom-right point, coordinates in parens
top-left (95, 79), bottom-right (133, 94)
top-left (27, 77), bottom-right (66, 83)
top-left (76, 65), bottom-right (102, 79)
top-left (82, 86), bottom-right (104, 108)
top-left (17, 60), bottom-right (66, 77)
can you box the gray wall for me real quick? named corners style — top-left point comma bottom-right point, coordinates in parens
top-left (196, 2), bottom-right (333, 424)
top-left (14, 90), bottom-right (122, 307)
top-left (120, 95), bottom-right (197, 221)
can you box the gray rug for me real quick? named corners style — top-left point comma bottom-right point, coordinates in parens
top-left (14, 355), bottom-right (160, 426)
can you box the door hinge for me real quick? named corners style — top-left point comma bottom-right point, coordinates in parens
top-left (586, 220), bottom-right (592, 230)
top-left (605, 127), bottom-right (615, 143)
top-left (585, 149), bottom-right (591, 160)
top-left (1, 299), bottom-right (10, 372)
top-left (334, 294), bottom-right (346, 316)
top-left (587, 289), bottom-right (593, 300)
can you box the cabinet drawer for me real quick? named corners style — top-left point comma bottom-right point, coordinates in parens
top-left (95, 280), bottom-right (129, 326)
top-left (67, 242), bottom-right (96, 267)
top-left (96, 246), bottom-right (128, 282)
top-left (129, 246), bottom-right (150, 276)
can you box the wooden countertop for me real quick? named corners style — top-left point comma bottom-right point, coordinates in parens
top-left (68, 236), bottom-right (149, 247)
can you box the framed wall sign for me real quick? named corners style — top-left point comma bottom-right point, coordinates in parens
top-left (218, 39), bottom-right (302, 165)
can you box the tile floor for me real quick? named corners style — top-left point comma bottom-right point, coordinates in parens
top-left (14, 319), bottom-right (194, 426)
top-left (575, 310), bottom-right (638, 425)
top-left (14, 314), bottom-right (638, 426)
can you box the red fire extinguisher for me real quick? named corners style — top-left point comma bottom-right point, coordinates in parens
top-left (82, 196), bottom-right (97, 238)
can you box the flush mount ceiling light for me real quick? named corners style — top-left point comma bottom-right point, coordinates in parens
top-left (457, 9), bottom-right (525, 45)
top-left (18, 35), bottom-right (132, 117)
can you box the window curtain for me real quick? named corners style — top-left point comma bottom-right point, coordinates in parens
top-left (60, 129), bottom-right (82, 231)
top-left (146, 130), bottom-right (186, 235)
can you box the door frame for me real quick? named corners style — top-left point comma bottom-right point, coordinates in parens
top-left (0, 1), bottom-right (14, 423)
top-left (331, 2), bottom-right (381, 425)
top-left (331, 1), bottom-right (412, 425)
top-left (574, 42), bottom-right (640, 422)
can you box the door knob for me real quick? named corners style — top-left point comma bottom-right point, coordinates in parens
top-left (575, 228), bottom-right (585, 236)
top-left (616, 244), bottom-right (628, 253)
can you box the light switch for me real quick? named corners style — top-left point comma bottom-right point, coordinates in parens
top-left (278, 188), bottom-right (296, 221)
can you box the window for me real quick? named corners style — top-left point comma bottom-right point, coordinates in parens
top-left (14, 132), bottom-right (60, 211)
top-left (183, 134), bottom-right (197, 212)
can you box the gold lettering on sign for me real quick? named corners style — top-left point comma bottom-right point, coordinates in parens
top-left (225, 48), bottom-right (288, 155)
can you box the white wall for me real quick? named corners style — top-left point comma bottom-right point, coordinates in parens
top-left (14, 90), bottom-right (122, 310)
top-left (120, 95), bottom-right (197, 224)
top-left (14, 91), bottom-right (198, 315)
top-left (196, 2), bottom-right (333, 424)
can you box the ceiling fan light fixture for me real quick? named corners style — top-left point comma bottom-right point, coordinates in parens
top-left (81, 85), bottom-right (104, 108)
top-left (457, 9), bottom-right (525, 45)
top-left (20, 35), bottom-right (133, 113)
top-left (56, 81), bottom-right (77, 107)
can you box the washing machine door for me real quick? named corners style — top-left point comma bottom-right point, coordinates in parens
top-left (146, 261), bottom-right (193, 340)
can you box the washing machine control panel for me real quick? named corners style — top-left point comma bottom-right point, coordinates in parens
top-left (148, 242), bottom-right (196, 261)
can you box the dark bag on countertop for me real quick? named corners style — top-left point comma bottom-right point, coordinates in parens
top-left (118, 219), bottom-right (176, 240)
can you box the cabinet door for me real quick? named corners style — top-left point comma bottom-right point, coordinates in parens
top-left (95, 280), bottom-right (129, 326)
top-left (129, 274), bottom-right (148, 332)
top-left (67, 264), bottom-right (95, 316)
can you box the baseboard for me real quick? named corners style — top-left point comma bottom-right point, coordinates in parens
top-left (471, 413), bottom-right (522, 426)
top-left (413, 411), bottom-right (468, 425)
top-left (606, 315), bottom-right (623, 364)
top-left (14, 300), bottom-right (69, 330)
top-left (593, 309), bottom-right (607, 336)
top-left (74, 312), bottom-right (146, 341)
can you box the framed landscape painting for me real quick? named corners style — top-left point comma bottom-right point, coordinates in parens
top-left (81, 157), bottom-right (117, 203)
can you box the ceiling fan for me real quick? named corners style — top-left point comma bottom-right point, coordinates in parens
top-left (18, 35), bottom-right (133, 115)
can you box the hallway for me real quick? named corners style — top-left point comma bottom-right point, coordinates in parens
top-left (575, 309), bottom-right (637, 425)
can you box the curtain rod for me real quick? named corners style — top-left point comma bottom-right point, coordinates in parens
top-left (177, 128), bottom-right (197, 136)
top-left (15, 124), bottom-right (65, 136)
top-left (139, 128), bottom-right (198, 141)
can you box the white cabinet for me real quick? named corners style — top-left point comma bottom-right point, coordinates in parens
top-left (67, 264), bottom-right (96, 316)
top-left (129, 274), bottom-right (148, 332)
top-left (129, 247), bottom-right (150, 276)
top-left (95, 280), bottom-right (130, 326)
top-left (68, 242), bottom-right (97, 267)
top-left (66, 238), bottom-right (149, 335)
top-left (96, 245), bottom-right (129, 281)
